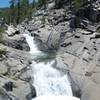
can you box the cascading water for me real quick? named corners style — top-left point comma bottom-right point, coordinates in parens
top-left (31, 61), bottom-right (72, 96)
top-left (23, 30), bottom-right (80, 100)
top-left (23, 30), bottom-right (41, 54)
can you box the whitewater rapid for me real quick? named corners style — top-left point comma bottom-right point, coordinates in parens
top-left (23, 30), bottom-right (80, 100)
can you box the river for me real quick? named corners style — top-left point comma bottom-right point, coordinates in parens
top-left (23, 30), bottom-right (80, 100)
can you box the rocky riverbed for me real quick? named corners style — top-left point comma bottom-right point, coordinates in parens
top-left (0, 0), bottom-right (100, 100)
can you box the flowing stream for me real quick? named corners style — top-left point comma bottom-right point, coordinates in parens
top-left (23, 30), bottom-right (80, 100)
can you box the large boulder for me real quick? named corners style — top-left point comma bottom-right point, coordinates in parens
top-left (56, 52), bottom-right (100, 100)
top-left (4, 34), bottom-right (30, 51)
top-left (33, 25), bottom-right (61, 51)
top-left (26, 84), bottom-right (36, 100)
top-left (6, 25), bottom-right (19, 36)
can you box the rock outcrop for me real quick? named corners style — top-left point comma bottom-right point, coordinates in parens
top-left (4, 34), bottom-right (30, 51)
top-left (6, 25), bottom-right (19, 36)
top-left (0, 43), bottom-right (35, 100)
top-left (0, 23), bottom-right (36, 100)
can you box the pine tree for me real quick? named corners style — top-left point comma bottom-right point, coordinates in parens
top-left (17, 0), bottom-right (20, 24)
top-left (9, 0), bottom-right (16, 24)
top-left (74, 0), bottom-right (82, 9)
top-left (69, 0), bottom-right (72, 10)
top-left (20, 0), bottom-right (29, 21)
top-left (32, 0), bottom-right (35, 8)
top-left (74, 0), bottom-right (89, 9)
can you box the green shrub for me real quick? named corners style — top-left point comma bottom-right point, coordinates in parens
top-left (74, 0), bottom-right (83, 9)
top-left (0, 27), bottom-right (5, 43)
top-left (0, 48), bottom-right (7, 56)
top-left (96, 27), bottom-right (100, 33)
top-left (74, 0), bottom-right (88, 10)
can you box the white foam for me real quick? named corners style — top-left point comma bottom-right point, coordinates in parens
top-left (23, 30), bottom-right (41, 54)
top-left (32, 96), bottom-right (80, 100)
top-left (32, 61), bottom-right (72, 96)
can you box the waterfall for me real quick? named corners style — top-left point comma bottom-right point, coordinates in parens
top-left (23, 30), bottom-right (80, 100)
top-left (31, 61), bottom-right (72, 96)
top-left (23, 30), bottom-right (41, 54)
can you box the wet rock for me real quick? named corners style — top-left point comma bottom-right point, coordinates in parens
top-left (26, 85), bottom-right (36, 100)
top-left (3, 82), bottom-right (13, 91)
top-left (71, 79), bottom-right (81, 98)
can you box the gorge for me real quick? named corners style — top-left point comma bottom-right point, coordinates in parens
top-left (0, 0), bottom-right (100, 100)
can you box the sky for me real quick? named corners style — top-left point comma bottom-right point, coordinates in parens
top-left (0, 0), bottom-right (10, 8)
top-left (0, 0), bottom-right (33, 8)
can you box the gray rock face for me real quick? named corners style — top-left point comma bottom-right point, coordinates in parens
top-left (0, 62), bottom-right (8, 75)
top-left (57, 26), bottom-right (100, 100)
top-left (70, 17), bottom-right (83, 28)
top-left (46, 28), bottom-right (60, 50)
top-left (48, 9), bottom-right (66, 25)
top-left (26, 84), bottom-right (36, 100)
top-left (4, 34), bottom-right (30, 51)
top-left (0, 43), bottom-right (32, 100)
top-left (32, 25), bottom-right (61, 51)
top-left (18, 67), bottom-right (31, 82)
top-left (6, 25), bottom-right (19, 36)
top-left (3, 82), bottom-right (14, 92)
top-left (0, 87), bottom-right (19, 100)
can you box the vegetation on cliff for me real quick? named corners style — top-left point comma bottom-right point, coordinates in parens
top-left (0, 0), bottom-right (99, 25)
